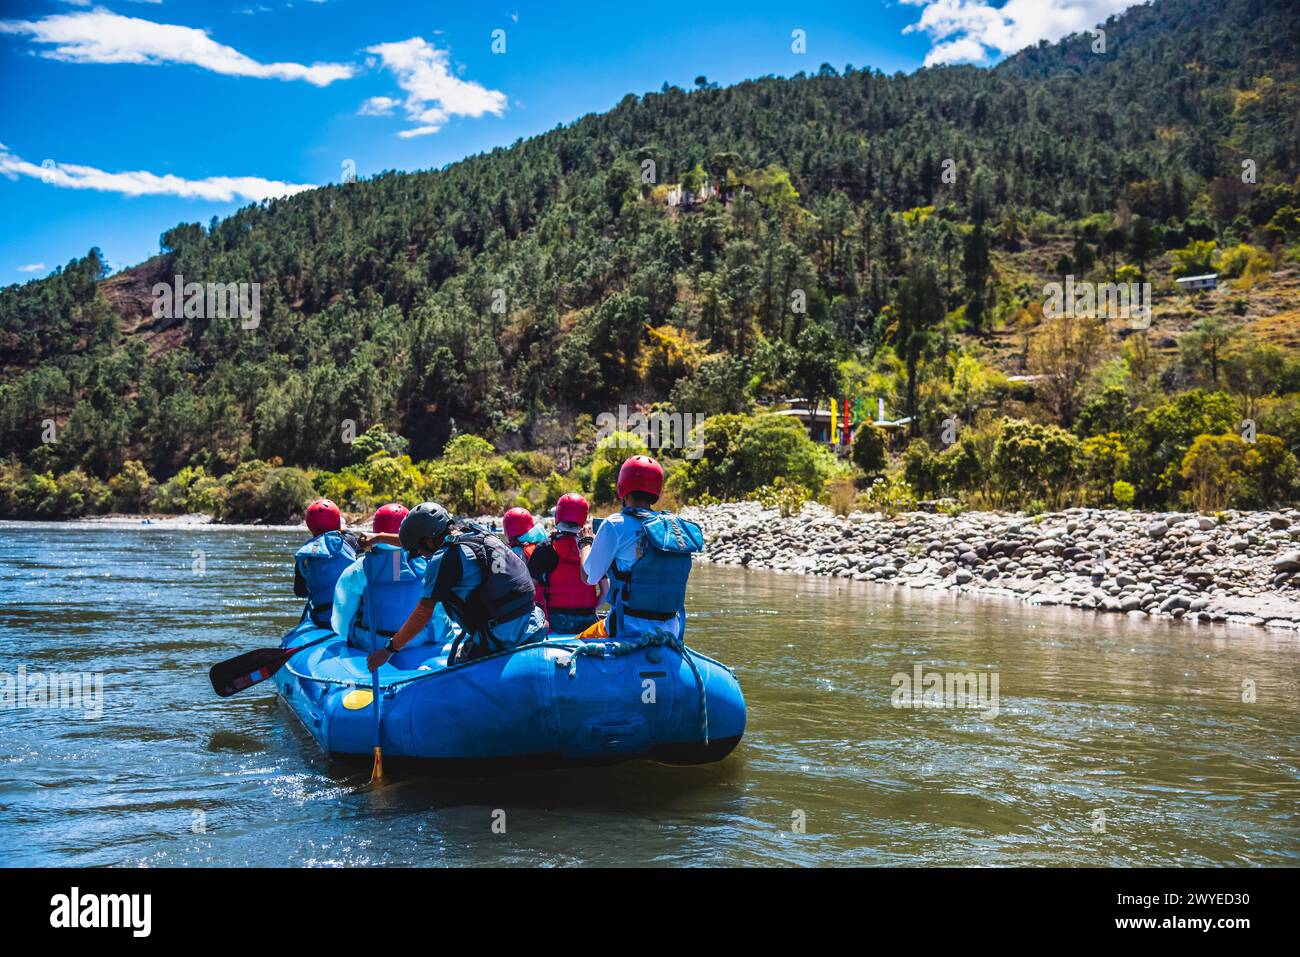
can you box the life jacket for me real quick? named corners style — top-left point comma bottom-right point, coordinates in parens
top-left (294, 531), bottom-right (355, 627)
top-left (350, 546), bottom-right (425, 652)
top-left (539, 533), bottom-right (598, 614)
top-left (436, 533), bottom-right (536, 640)
top-left (512, 541), bottom-right (546, 609)
top-left (609, 508), bottom-right (704, 634)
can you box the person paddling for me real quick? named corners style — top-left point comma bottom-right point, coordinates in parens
top-left (581, 456), bottom-right (703, 642)
top-left (293, 499), bottom-right (357, 629)
top-left (365, 502), bottom-right (546, 671)
top-left (527, 493), bottom-right (606, 635)
top-left (330, 503), bottom-right (454, 653)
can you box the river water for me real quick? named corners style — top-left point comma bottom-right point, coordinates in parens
top-left (1, 522), bottom-right (1296, 866)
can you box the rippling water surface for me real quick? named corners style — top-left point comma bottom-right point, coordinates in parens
top-left (1, 521), bottom-right (1296, 866)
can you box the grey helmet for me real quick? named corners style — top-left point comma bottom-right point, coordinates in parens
top-left (399, 502), bottom-right (452, 552)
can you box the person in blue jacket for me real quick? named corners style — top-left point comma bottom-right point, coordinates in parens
top-left (294, 499), bottom-right (357, 629)
top-left (330, 503), bottom-right (458, 652)
top-left (365, 502), bottom-right (547, 671)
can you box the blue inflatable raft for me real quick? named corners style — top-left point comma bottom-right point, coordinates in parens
top-left (273, 616), bottom-right (746, 773)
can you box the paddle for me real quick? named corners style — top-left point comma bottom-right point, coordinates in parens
top-left (370, 667), bottom-right (384, 783)
top-left (209, 633), bottom-right (334, 697)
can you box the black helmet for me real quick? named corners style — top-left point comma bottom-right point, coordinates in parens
top-left (399, 502), bottom-right (452, 552)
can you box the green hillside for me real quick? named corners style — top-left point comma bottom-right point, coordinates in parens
top-left (1, 0), bottom-right (1298, 520)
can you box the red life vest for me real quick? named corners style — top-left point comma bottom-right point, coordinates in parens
top-left (541, 534), bottom-right (598, 612)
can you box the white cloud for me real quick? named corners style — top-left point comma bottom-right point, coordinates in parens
top-left (0, 9), bottom-right (355, 86)
top-left (902, 0), bottom-right (1142, 66)
top-left (0, 146), bottom-right (315, 202)
top-left (365, 37), bottom-right (506, 137)
top-left (357, 95), bottom-right (399, 116)
top-left (17, 263), bottom-right (46, 272)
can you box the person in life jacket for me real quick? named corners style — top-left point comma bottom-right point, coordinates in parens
top-left (503, 507), bottom-right (549, 555)
top-left (581, 456), bottom-right (704, 642)
top-left (294, 499), bottom-right (358, 629)
top-left (527, 493), bottom-right (607, 635)
top-left (365, 502), bottom-right (547, 672)
top-left (503, 506), bottom-right (548, 609)
top-left (330, 503), bottom-right (457, 653)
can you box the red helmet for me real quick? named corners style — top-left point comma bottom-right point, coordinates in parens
top-left (616, 455), bottom-right (664, 502)
top-left (502, 507), bottom-right (534, 542)
top-left (305, 498), bottom-right (342, 535)
top-left (554, 492), bottom-right (590, 528)
top-left (373, 503), bottom-right (409, 535)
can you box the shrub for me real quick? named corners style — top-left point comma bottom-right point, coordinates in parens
top-left (506, 450), bottom-right (558, 479)
top-left (1180, 434), bottom-right (1249, 512)
top-left (221, 459), bottom-right (272, 522)
top-left (363, 453), bottom-right (426, 506)
top-left (314, 469), bottom-right (374, 513)
top-left (1173, 432), bottom-right (1297, 511)
top-left (424, 460), bottom-right (498, 515)
top-left (1112, 480), bottom-right (1135, 508)
top-left (108, 460), bottom-right (156, 513)
top-left (590, 430), bottom-right (651, 504)
top-left (156, 465), bottom-right (224, 515)
top-left (1242, 434), bottom-right (1299, 507)
top-left (902, 439), bottom-right (940, 498)
top-left (57, 469), bottom-right (112, 515)
top-left (674, 412), bottom-right (833, 503)
top-left (1080, 433), bottom-right (1130, 502)
top-left (990, 419), bottom-right (1080, 508)
top-left (749, 477), bottom-right (810, 517)
top-left (851, 422), bottom-right (888, 477)
top-left (860, 473), bottom-right (917, 516)
top-left (1129, 390), bottom-right (1238, 504)
top-left (349, 425), bottom-right (409, 462)
top-left (1216, 243), bottom-right (1272, 282)
top-left (521, 471), bottom-right (574, 513)
top-left (260, 467), bottom-right (316, 523)
top-left (1171, 240), bottom-right (1216, 278)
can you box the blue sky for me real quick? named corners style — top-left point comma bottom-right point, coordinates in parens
top-left (0, 0), bottom-right (1139, 280)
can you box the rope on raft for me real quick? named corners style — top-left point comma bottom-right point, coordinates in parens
top-left (556, 629), bottom-right (711, 746)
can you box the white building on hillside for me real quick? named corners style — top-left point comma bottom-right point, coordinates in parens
top-left (1175, 273), bottom-right (1218, 292)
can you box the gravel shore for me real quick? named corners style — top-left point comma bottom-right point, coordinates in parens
top-left (680, 502), bottom-right (1300, 633)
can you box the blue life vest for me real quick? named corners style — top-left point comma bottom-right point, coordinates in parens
top-left (295, 531), bottom-right (356, 626)
top-left (609, 508), bottom-right (704, 633)
top-left (351, 546), bottom-right (426, 652)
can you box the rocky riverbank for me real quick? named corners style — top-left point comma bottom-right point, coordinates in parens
top-left (679, 502), bottom-right (1300, 632)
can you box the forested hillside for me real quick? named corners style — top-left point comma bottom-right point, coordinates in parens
top-left (2, 0), bottom-right (1299, 521)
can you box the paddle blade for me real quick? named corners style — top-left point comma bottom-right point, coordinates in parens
top-left (209, 647), bottom-right (294, 698)
top-left (371, 746), bottom-right (384, 783)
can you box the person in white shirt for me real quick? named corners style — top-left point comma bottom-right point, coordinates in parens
top-left (582, 455), bottom-right (690, 641)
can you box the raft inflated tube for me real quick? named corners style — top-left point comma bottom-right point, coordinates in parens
top-left (270, 619), bottom-right (745, 773)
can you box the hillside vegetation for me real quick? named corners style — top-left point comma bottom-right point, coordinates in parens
top-left (1, 0), bottom-right (1298, 521)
